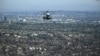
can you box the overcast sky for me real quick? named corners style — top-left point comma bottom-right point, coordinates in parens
top-left (0, 0), bottom-right (100, 12)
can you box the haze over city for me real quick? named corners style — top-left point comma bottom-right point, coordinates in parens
top-left (0, 0), bottom-right (100, 56)
top-left (0, 0), bottom-right (100, 12)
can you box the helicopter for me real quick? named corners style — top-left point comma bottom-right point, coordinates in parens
top-left (43, 11), bottom-right (52, 20)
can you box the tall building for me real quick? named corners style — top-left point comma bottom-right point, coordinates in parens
top-left (3, 16), bottom-right (7, 22)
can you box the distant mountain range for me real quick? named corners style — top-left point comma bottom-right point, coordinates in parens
top-left (1, 11), bottom-right (100, 16)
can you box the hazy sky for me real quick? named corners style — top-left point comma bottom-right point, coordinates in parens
top-left (0, 0), bottom-right (100, 12)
